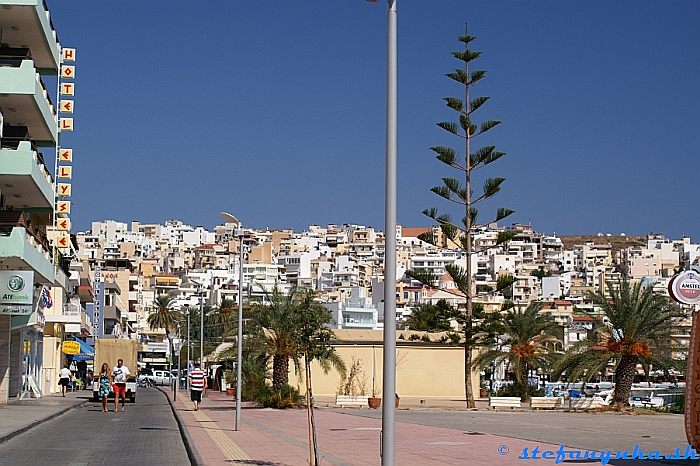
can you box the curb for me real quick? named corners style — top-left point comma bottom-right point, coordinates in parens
top-left (0, 399), bottom-right (88, 445)
top-left (158, 387), bottom-right (204, 466)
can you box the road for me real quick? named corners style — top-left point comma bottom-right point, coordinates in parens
top-left (332, 408), bottom-right (688, 454)
top-left (0, 388), bottom-right (190, 466)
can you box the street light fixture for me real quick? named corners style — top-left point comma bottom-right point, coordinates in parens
top-left (221, 211), bottom-right (245, 431)
top-left (366, 1), bottom-right (397, 464)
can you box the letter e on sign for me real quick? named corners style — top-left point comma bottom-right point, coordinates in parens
top-left (57, 235), bottom-right (69, 249)
top-left (57, 218), bottom-right (70, 231)
top-left (60, 100), bottom-right (74, 114)
top-left (59, 149), bottom-right (72, 162)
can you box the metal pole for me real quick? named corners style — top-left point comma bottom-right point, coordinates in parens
top-left (200, 291), bottom-right (204, 369)
top-left (174, 324), bottom-right (179, 401)
top-left (381, 1), bottom-right (397, 465)
top-left (236, 231), bottom-right (244, 431)
top-left (187, 308), bottom-right (190, 382)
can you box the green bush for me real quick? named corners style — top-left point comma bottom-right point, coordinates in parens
top-left (254, 384), bottom-right (304, 409)
top-left (495, 383), bottom-right (544, 401)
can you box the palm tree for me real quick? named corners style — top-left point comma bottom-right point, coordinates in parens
top-left (553, 278), bottom-right (684, 407)
top-left (147, 294), bottom-right (180, 333)
top-left (211, 298), bottom-right (237, 337)
top-left (473, 302), bottom-right (559, 401)
top-left (250, 284), bottom-right (303, 390)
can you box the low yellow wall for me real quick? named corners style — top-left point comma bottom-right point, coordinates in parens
top-left (291, 344), bottom-right (479, 399)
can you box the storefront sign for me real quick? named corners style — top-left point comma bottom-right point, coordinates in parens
top-left (62, 340), bottom-right (80, 355)
top-left (0, 271), bottom-right (34, 305)
top-left (0, 304), bottom-right (33, 315)
top-left (670, 271), bottom-right (700, 306)
top-left (686, 312), bottom-right (700, 450)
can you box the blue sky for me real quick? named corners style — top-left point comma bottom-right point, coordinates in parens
top-left (48, 1), bottom-right (700, 239)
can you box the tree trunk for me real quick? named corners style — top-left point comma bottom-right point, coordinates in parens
top-left (613, 354), bottom-right (637, 407)
top-left (464, 325), bottom-right (475, 409)
top-left (272, 354), bottom-right (289, 390)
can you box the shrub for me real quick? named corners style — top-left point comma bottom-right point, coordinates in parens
top-left (255, 384), bottom-right (304, 409)
top-left (495, 383), bottom-right (544, 400)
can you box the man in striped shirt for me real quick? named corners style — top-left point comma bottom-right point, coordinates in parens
top-left (188, 362), bottom-right (207, 411)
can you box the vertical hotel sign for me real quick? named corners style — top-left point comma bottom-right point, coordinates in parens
top-left (92, 266), bottom-right (104, 339)
top-left (56, 48), bottom-right (76, 251)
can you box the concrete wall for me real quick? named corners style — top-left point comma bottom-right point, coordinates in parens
top-left (0, 315), bottom-right (9, 403)
top-left (290, 344), bottom-right (478, 399)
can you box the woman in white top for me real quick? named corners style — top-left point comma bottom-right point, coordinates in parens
top-left (58, 364), bottom-right (71, 397)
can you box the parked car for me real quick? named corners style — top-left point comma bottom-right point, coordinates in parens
top-left (152, 370), bottom-right (173, 386)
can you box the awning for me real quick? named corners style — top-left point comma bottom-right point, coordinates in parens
top-left (68, 337), bottom-right (94, 361)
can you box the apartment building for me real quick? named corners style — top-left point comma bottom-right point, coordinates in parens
top-left (0, 1), bottom-right (81, 402)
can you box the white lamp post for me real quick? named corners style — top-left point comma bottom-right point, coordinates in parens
top-left (367, 1), bottom-right (397, 464)
top-left (221, 211), bottom-right (244, 431)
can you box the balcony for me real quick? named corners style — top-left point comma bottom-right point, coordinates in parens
top-left (45, 302), bottom-right (82, 325)
top-left (0, 2), bottom-right (60, 73)
top-left (0, 141), bottom-right (54, 209)
top-left (103, 304), bottom-right (122, 322)
top-left (0, 225), bottom-right (53, 283)
top-left (0, 59), bottom-right (57, 146)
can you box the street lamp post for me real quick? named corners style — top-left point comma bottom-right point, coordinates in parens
top-left (199, 289), bottom-right (204, 369)
top-left (185, 305), bottom-right (191, 385)
top-left (368, 1), bottom-right (398, 464)
top-left (220, 211), bottom-right (244, 431)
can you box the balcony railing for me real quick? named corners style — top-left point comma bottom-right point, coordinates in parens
top-left (0, 211), bottom-right (51, 254)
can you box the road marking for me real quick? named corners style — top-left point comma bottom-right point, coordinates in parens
top-left (192, 409), bottom-right (252, 463)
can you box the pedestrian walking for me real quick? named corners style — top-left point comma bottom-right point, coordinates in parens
top-left (98, 363), bottom-right (112, 412)
top-left (58, 363), bottom-right (71, 397)
top-left (188, 362), bottom-right (207, 411)
top-left (111, 358), bottom-right (131, 412)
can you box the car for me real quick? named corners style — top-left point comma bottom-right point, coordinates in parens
top-left (152, 370), bottom-right (173, 385)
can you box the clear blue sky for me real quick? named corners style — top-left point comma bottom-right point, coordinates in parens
top-left (49, 1), bottom-right (700, 239)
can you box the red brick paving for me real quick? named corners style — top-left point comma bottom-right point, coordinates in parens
top-left (172, 389), bottom-right (669, 465)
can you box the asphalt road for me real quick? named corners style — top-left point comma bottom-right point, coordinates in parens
top-left (0, 388), bottom-right (190, 466)
top-left (332, 408), bottom-right (688, 454)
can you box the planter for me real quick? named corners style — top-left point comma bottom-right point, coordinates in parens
top-left (395, 395), bottom-right (400, 408)
top-left (480, 388), bottom-right (487, 398)
top-left (368, 397), bottom-right (381, 409)
top-left (226, 387), bottom-right (235, 396)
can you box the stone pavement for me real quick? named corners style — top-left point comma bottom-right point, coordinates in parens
top-left (0, 387), bottom-right (694, 465)
top-left (0, 387), bottom-right (189, 466)
top-left (169, 389), bottom-right (684, 466)
top-left (0, 389), bottom-right (87, 444)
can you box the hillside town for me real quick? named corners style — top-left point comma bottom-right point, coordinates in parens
top-left (1, 218), bottom-right (686, 402)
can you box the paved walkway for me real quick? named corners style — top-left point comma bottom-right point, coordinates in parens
top-left (0, 388), bottom-right (189, 466)
top-left (170, 390), bottom-right (680, 466)
top-left (1, 388), bottom-right (693, 465)
top-left (0, 389), bottom-right (87, 444)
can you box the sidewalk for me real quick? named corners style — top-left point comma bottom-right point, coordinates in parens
top-left (169, 389), bottom-right (670, 466)
top-left (0, 390), bottom-right (87, 444)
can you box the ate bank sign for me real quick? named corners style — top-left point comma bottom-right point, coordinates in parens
top-left (0, 271), bottom-right (34, 315)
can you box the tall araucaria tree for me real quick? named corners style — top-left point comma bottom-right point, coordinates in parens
top-left (423, 25), bottom-right (515, 409)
